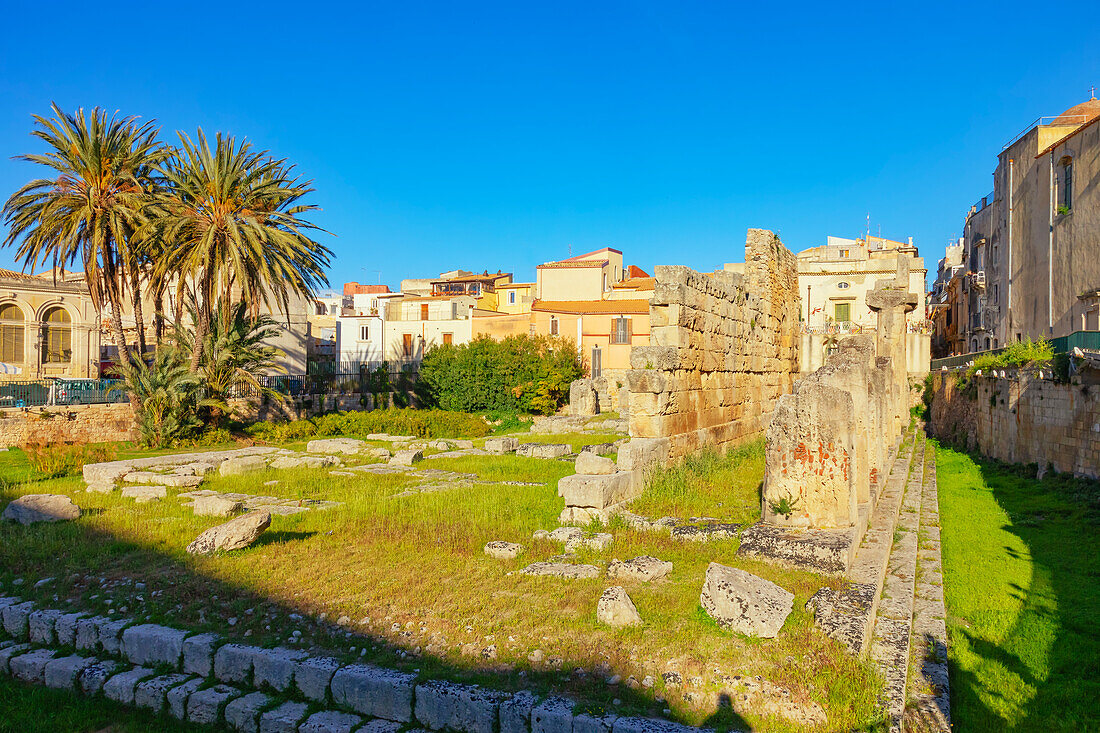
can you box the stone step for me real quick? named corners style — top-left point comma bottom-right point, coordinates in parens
top-left (869, 437), bottom-right (926, 733)
top-left (905, 443), bottom-right (951, 733)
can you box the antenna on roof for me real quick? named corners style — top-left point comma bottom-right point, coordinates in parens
top-left (568, 244), bottom-right (573, 256)
top-left (1091, 85), bottom-right (1097, 100)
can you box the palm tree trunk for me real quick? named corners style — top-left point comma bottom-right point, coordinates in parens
top-left (108, 291), bottom-right (141, 413)
top-left (130, 269), bottom-right (147, 359)
top-left (154, 288), bottom-right (164, 348)
top-left (189, 277), bottom-right (212, 372)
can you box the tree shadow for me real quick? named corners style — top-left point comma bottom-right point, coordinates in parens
top-left (252, 530), bottom-right (318, 546)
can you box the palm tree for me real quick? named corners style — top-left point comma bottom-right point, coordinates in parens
top-left (151, 130), bottom-right (330, 371)
top-left (112, 346), bottom-right (202, 447)
top-left (1, 103), bottom-right (163, 371)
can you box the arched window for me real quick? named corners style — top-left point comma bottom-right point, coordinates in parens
top-left (41, 307), bottom-right (71, 364)
top-left (0, 304), bottom-right (24, 364)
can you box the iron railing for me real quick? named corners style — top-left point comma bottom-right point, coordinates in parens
top-left (0, 378), bottom-right (128, 408)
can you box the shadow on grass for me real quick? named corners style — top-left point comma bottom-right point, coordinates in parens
top-left (938, 445), bottom-right (1100, 731)
top-left (0, 476), bottom-right (753, 732)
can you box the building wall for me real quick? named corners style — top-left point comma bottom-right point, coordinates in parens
top-left (495, 285), bottom-right (535, 314)
top-left (625, 229), bottom-right (801, 460)
top-left (536, 266), bottom-right (605, 301)
top-left (797, 248), bottom-right (927, 331)
top-left (929, 370), bottom-right (1100, 479)
top-left (335, 315), bottom-right (385, 364)
top-left (0, 276), bottom-right (101, 379)
top-left (0, 404), bottom-right (136, 447)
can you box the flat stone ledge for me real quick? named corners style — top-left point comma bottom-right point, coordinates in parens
top-left (43, 654), bottom-right (96, 690)
top-left (415, 679), bottom-right (508, 733)
top-left (520, 562), bottom-right (600, 580)
top-left (134, 673), bottom-right (193, 713)
top-left (260, 700), bottom-right (311, 732)
top-left (736, 523), bottom-right (855, 575)
top-left (102, 666), bottom-right (155, 705)
top-left (225, 690), bottom-right (274, 733)
top-left (330, 663), bottom-right (417, 722)
top-left (298, 710), bottom-right (364, 733)
top-left (186, 682), bottom-right (242, 726)
top-left (10, 648), bottom-right (57, 684)
top-left (121, 623), bottom-right (188, 668)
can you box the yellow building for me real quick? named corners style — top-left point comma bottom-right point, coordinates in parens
top-left (495, 282), bottom-right (535, 314)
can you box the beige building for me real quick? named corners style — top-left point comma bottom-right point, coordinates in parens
top-left (0, 268), bottom-right (101, 379)
top-left (957, 96), bottom-right (1100, 351)
top-left (384, 295), bottom-right (476, 365)
top-left (535, 247), bottom-right (625, 301)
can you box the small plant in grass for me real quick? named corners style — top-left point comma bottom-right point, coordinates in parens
top-left (20, 441), bottom-right (116, 478)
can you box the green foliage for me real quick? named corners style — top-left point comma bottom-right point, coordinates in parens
top-left (193, 427), bottom-right (233, 446)
top-left (482, 409), bottom-right (535, 435)
top-left (312, 408), bottom-right (490, 439)
top-left (19, 441), bottom-right (117, 478)
top-left (418, 335), bottom-right (584, 415)
top-left (768, 494), bottom-right (799, 517)
top-left (113, 347), bottom-right (203, 448)
top-left (969, 337), bottom-right (1054, 375)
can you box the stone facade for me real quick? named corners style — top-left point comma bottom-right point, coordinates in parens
top-left (626, 229), bottom-right (800, 461)
top-left (928, 369), bottom-right (1100, 479)
top-left (0, 404), bottom-right (136, 447)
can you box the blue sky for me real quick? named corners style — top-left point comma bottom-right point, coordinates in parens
top-left (1, 1), bottom-right (1098, 292)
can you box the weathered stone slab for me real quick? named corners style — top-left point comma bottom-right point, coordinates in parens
top-left (484, 437), bottom-right (518, 454)
top-left (252, 646), bottom-right (308, 692)
top-left (389, 449), bottom-right (424, 467)
top-left (2, 494), bottom-right (80, 524)
top-left (43, 654), bottom-right (96, 690)
top-left (607, 556), bottom-right (672, 582)
top-left (565, 532), bottom-right (613, 553)
top-left (95, 617), bottom-right (130, 654)
top-left (186, 510), bottom-right (271, 554)
top-left (737, 522), bottom-right (855, 575)
top-left (611, 717), bottom-right (703, 733)
top-left (521, 562), bottom-right (600, 580)
top-left (214, 643), bottom-right (262, 684)
top-left (414, 680), bottom-right (508, 733)
top-left (500, 690), bottom-right (537, 733)
top-left (529, 443), bottom-right (571, 459)
top-left (575, 452), bottom-right (616, 475)
top-left (78, 659), bottom-right (120, 695)
top-left (570, 379), bottom-right (600, 416)
top-left (121, 623), bottom-right (188, 668)
top-left (2, 601), bottom-right (35, 638)
top-left (10, 648), bottom-right (57, 683)
top-left (596, 586), bottom-right (642, 627)
top-left (224, 691), bottom-right (273, 733)
top-left (124, 472), bottom-right (203, 487)
top-left (192, 495), bottom-right (244, 517)
top-left (167, 676), bottom-right (204, 719)
top-left (83, 461), bottom-right (132, 486)
top-left (557, 472), bottom-right (635, 509)
top-left (295, 655), bottom-right (342, 701)
top-left (669, 523), bottom-right (741, 542)
top-left (307, 438), bottom-right (366, 455)
top-left (133, 673), bottom-right (193, 712)
top-left (700, 562), bottom-right (794, 638)
top-left (186, 683), bottom-right (241, 725)
top-left (298, 710), bottom-right (364, 733)
top-left (220, 455), bottom-right (268, 477)
top-left (805, 583), bottom-right (877, 656)
top-left (182, 631), bottom-right (220, 677)
top-left (484, 541), bottom-right (523, 560)
top-left (121, 485), bottom-right (167, 502)
top-left (330, 663), bottom-right (417, 721)
top-left (0, 643), bottom-right (30, 674)
top-left (102, 666), bottom-right (154, 705)
top-left (28, 608), bottom-right (62, 644)
top-left (574, 713), bottom-right (618, 733)
top-left (357, 720), bottom-right (403, 733)
top-left (54, 612), bottom-right (86, 646)
top-left (532, 696), bottom-right (575, 733)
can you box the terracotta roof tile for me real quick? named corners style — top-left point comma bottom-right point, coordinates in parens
top-left (611, 276), bottom-right (656, 291)
top-left (531, 299), bottom-right (650, 315)
top-left (536, 260), bottom-right (609, 270)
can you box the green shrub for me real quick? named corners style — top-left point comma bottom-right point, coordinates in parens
top-left (20, 441), bottom-right (117, 478)
top-left (194, 427), bottom-right (233, 446)
top-left (312, 408), bottom-right (490, 439)
top-left (418, 334), bottom-right (584, 414)
top-left (968, 337), bottom-right (1054, 375)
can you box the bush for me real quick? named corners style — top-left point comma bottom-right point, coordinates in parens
top-left (312, 409), bottom-right (490, 439)
top-left (968, 337), bottom-right (1054, 375)
top-left (418, 335), bottom-right (584, 414)
top-left (21, 442), bottom-right (117, 478)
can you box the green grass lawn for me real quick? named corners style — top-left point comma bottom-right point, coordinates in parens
top-left (0, 435), bottom-right (882, 731)
top-left (936, 443), bottom-right (1100, 731)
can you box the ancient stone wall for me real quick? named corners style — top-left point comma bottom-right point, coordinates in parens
top-left (0, 404), bottom-right (137, 447)
top-left (929, 370), bottom-right (1100, 479)
top-left (625, 229), bottom-right (800, 461)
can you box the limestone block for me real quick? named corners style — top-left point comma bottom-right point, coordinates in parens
top-left (10, 648), bottom-right (57, 683)
top-left (596, 586), bottom-right (642, 627)
top-left (414, 680), bottom-right (508, 733)
top-left (77, 660), bottom-right (120, 695)
top-left (182, 632), bottom-right (221, 677)
top-left (220, 455), bottom-right (268, 477)
top-left (575, 452), bottom-right (615, 475)
top-left (133, 673), bottom-right (193, 712)
top-left (357, 721), bottom-right (403, 733)
top-left (520, 562), bottom-right (600, 580)
top-left (0, 643), bottom-right (30, 674)
top-left (532, 696), bottom-right (575, 733)
top-left (570, 379), bottom-right (600, 417)
top-left (121, 485), bottom-right (167, 502)
top-left (2, 494), bottom-right (80, 524)
top-left (166, 677), bottom-right (204, 719)
top-left (295, 655), bottom-right (343, 701)
top-left (28, 608), bottom-right (62, 644)
top-left (484, 437), bottom-right (518, 454)
top-left (186, 683), bottom-right (241, 726)
top-left (252, 646), bottom-right (308, 692)
top-left (565, 532), bottom-right (613, 553)
top-left (120, 623), bottom-right (188, 668)
top-left (214, 643), bottom-right (263, 684)
top-left (530, 443), bottom-right (571, 459)
top-left (607, 556), bottom-right (673, 583)
top-left (96, 617), bottom-right (130, 654)
top-left (612, 718), bottom-right (701, 733)
top-left (483, 541), bottom-right (523, 560)
top-left (557, 472), bottom-right (636, 510)
top-left (2, 600), bottom-right (36, 638)
top-left (43, 654), bottom-right (96, 690)
top-left (615, 439), bottom-right (669, 472)
top-left (307, 438), bottom-right (367, 455)
top-left (330, 663), bottom-right (417, 721)
top-left (574, 713), bottom-right (618, 733)
top-left (500, 690), bottom-right (537, 733)
top-left (192, 495), bottom-right (244, 517)
top-left (389, 449), bottom-right (424, 466)
top-left (224, 691), bottom-right (273, 733)
top-left (186, 510), bottom-right (271, 555)
top-left (629, 345), bottom-right (678, 371)
top-left (83, 461), bottom-right (131, 486)
top-left (103, 666), bottom-right (154, 705)
top-left (298, 710), bottom-right (364, 733)
top-left (700, 562), bottom-right (793, 638)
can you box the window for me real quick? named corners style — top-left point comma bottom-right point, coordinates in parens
top-left (837, 281), bottom-right (850, 290)
top-left (839, 249), bottom-right (850, 258)
top-left (41, 307), bottom-right (71, 363)
top-left (550, 317), bottom-right (559, 336)
top-left (1061, 157), bottom-right (1073, 211)
top-left (443, 333), bottom-right (453, 346)
top-left (509, 291), bottom-right (516, 304)
top-left (0, 304), bottom-right (23, 364)
top-left (591, 347), bottom-right (602, 379)
top-left (992, 283), bottom-right (999, 305)
top-left (611, 317), bottom-right (632, 344)
top-left (359, 325), bottom-right (370, 341)
top-left (833, 302), bottom-right (851, 323)
top-left (603, 273), bottom-right (608, 291)
top-left (420, 303), bottom-right (430, 321)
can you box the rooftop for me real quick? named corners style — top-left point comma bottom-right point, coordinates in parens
top-left (531, 299), bottom-right (650, 315)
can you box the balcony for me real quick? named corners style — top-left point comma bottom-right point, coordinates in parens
top-left (971, 271), bottom-right (986, 289)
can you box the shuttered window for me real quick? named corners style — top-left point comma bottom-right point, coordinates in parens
top-left (611, 317), bottom-right (632, 344)
top-left (42, 307), bottom-right (71, 363)
top-left (0, 304), bottom-right (23, 364)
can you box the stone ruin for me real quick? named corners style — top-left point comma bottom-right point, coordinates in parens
top-left (559, 229), bottom-right (801, 523)
top-left (739, 256), bottom-right (919, 572)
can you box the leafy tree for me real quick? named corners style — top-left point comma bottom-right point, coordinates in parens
top-left (149, 130), bottom-right (331, 371)
top-left (112, 347), bottom-right (202, 447)
top-left (1, 103), bottom-right (163, 372)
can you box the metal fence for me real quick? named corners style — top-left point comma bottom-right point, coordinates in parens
top-left (0, 379), bottom-right (128, 408)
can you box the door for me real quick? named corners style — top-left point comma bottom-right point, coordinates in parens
top-left (834, 302), bottom-right (850, 323)
top-left (591, 347), bottom-right (602, 379)
top-left (443, 333), bottom-right (453, 346)
top-left (402, 333), bottom-right (413, 358)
